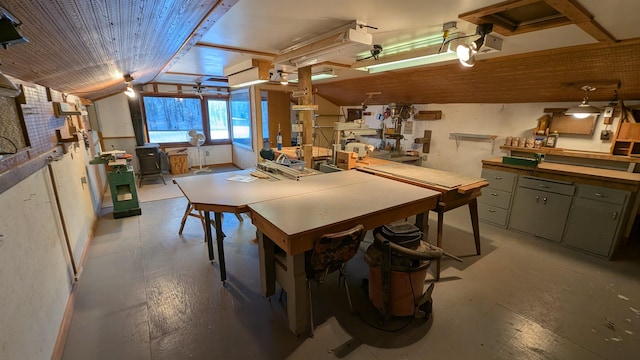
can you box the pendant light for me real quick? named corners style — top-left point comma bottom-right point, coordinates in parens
top-left (565, 85), bottom-right (600, 119)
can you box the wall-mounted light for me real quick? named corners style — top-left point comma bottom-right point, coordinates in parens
top-left (456, 23), bottom-right (493, 67)
top-left (565, 85), bottom-right (600, 118)
top-left (123, 74), bottom-right (136, 98)
top-left (280, 72), bottom-right (288, 85)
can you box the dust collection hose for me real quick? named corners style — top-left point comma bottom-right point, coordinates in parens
top-left (373, 232), bottom-right (443, 261)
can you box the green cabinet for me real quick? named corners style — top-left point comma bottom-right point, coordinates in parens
top-left (564, 185), bottom-right (629, 257)
top-left (478, 169), bottom-right (517, 227)
top-left (508, 176), bottom-right (575, 242)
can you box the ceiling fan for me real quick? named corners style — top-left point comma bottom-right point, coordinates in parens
top-left (193, 81), bottom-right (206, 99)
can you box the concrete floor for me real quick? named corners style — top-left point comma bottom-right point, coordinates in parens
top-left (62, 177), bottom-right (640, 360)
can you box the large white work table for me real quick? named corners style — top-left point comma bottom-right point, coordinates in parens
top-left (174, 169), bottom-right (440, 334)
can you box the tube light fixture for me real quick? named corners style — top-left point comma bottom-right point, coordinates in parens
top-left (565, 86), bottom-right (600, 118)
top-left (288, 69), bottom-right (337, 83)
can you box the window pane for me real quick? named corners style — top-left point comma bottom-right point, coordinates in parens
top-left (143, 97), bottom-right (202, 143)
top-left (230, 89), bottom-right (252, 148)
top-left (261, 91), bottom-right (268, 146)
top-left (207, 99), bottom-right (230, 140)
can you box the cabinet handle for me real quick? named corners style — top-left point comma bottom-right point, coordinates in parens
top-left (612, 212), bottom-right (618, 220)
top-left (538, 184), bottom-right (550, 189)
top-left (488, 209), bottom-right (496, 213)
top-left (543, 197), bottom-right (548, 204)
top-left (595, 192), bottom-right (606, 197)
top-left (491, 193), bottom-right (499, 196)
top-left (494, 176), bottom-right (503, 180)
top-left (535, 195), bottom-right (540, 203)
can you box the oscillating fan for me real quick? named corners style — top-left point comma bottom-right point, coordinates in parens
top-left (188, 129), bottom-right (207, 172)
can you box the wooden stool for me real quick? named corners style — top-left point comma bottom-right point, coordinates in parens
top-left (178, 201), bottom-right (244, 240)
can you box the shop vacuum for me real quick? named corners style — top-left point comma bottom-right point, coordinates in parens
top-left (364, 222), bottom-right (443, 323)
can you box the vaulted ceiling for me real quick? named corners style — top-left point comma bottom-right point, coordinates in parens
top-left (0, 0), bottom-right (638, 105)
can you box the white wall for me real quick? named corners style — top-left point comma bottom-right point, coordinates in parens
top-left (344, 101), bottom-right (637, 178)
top-left (0, 145), bottom-right (97, 359)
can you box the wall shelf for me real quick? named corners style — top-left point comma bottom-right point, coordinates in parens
top-left (450, 133), bottom-right (498, 153)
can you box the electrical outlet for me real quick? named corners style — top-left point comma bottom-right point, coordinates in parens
top-left (205, 150), bottom-right (210, 156)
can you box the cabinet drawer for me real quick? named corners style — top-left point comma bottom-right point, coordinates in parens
top-left (518, 176), bottom-right (575, 196)
top-left (576, 184), bottom-right (629, 205)
top-left (481, 169), bottom-right (516, 192)
top-left (478, 203), bottom-right (509, 227)
top-left (480, 187), bottom-right (512, 209)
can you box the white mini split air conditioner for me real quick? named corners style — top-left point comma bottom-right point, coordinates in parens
top-left (273, 20), bottom-right (373, 67)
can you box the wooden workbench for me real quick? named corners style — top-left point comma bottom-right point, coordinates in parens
top-left (356, 159), bottom-right (489, 280)
top-left (174, 169), bottom-right (440, 335)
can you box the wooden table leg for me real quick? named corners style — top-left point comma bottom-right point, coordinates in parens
top-left (178, 202), bottom-right (191, 234)
top-left (258, 231), bottom-right (275, 297)
top-left (469, 198), bottom-right (481, 255)
top-left (415, 211), bottom-right (428, 234)
top-left (284, 251), bottom-right (308, 335)
top-left (214, 212), bottom-right (227, 282)
top-left (435, 209), bottom-right (444, 281)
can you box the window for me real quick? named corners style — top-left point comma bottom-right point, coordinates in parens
top-left (208, 99), bottom-right (229, 140)
top-left (143, 96), bottom-right (230, 144)
top-left (261, 91), bottom-right (269, 147)
top-left (230, 89), bottom-right (252, 148)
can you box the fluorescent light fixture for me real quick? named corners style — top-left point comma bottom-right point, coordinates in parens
top-left (352, 31), bottom-right (482, 73)
top-left (0, 71), bottom-right (20, 97)
top-left (288, 69), bottom-right (337, 83)
top-left (225, 59), bottom-right (271, 88)
top-left (367, 51), bottom-right (458, 73)
top-left (565, 85), bottom-right (600, 118)
top-left (228, 67), bottom-right (269, 88)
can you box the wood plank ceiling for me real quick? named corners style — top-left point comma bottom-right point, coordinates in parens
top-left (0, 0), bottom-right (637, 105)
top-left (0, 0), bottom-right (236, 100)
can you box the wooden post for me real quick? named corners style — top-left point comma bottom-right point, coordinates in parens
top-left (298, 66), bottom-right (313, 145)
top-left (298, 66), bottom-right (314, 168)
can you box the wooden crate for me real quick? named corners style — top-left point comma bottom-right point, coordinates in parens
top-left (168, 152), bottom-right (189, 175)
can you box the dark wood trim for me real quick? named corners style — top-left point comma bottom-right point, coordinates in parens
top-left (0, 150), bottom-right (51, 195)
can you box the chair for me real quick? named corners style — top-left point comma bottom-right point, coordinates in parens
top-left (305, 224), bottom-right (365, 336)
top-left (135, 144), bottom-right (167, 187)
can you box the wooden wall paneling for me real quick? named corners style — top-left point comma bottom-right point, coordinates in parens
top-left (548, 112), bottom-right (596, 135)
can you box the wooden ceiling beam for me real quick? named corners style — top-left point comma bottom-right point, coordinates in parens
top-left (459, 0), bottom-right (617, 43)
top-left (195, 42), bottom-right (277, 58)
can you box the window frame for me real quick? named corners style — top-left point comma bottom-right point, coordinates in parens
top-left (141, 93), bottom-right (231, 146)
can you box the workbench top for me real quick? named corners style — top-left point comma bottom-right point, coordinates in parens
top-left (482, 157), bottom-right (640, 184)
